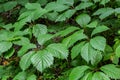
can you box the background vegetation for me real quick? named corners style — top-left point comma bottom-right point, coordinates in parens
top-left (0, 0), bottom-right (120, 80)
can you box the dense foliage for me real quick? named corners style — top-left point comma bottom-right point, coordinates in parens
top-left (0, 0), bottom-right (120, 80)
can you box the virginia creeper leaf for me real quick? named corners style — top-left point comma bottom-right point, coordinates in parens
top-left (47, 43), bottom-right (68, 59)
top-left (100, 64), bottom-right (120, 79)
top-left (69, 66), bottom-right (90, 80)
top-left (90, 36), bottom-right (106, 51)
top-left (0, 42), bottom-right (12, 56)
top-left (76, 14), bottom-right (91, 27)
top-left (91, 25), bottom-right (109, 36)
top-left (31, 50), bottom-right (54, 72)
top-left (20, 51), bottom-right (35, 71)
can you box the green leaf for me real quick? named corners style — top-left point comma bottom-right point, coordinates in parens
top-left (99, 9), bottom-right (114, 20)
top-left (11, 30), bottom-right (30, 38)
top-left (45, 2), bottom-right (69, 12)
top-left (13, 21), bottom-right (25, 31)
top-left (32, 24), bottom-right (47, 38)
top-left (81, 43), bottom-right (90, 62)
top-left (93, 0), bottom-right (100, 3)
top-left (90, 36), bottom-right (106, 51)
top-left (16, 7), bottom-right (48, 31)
top-left (20, 51), bottom-right (35, 71)
top-left (27, 74), bottom-right (37, 80)
top-left (62, 30), bottom-right (87, 48)
top-left (81, 72), bottom-right (93, 80)
top-left (69, 66), bottom-right (90, 80)
top-left (18, 43), bottom-right (36, 56)
top-left (113, 39), bottom-right (120, 50)
top-left (0, 30), bottom-right (12, 41)
top-left (100, 0), bottom-right (110, 5)
top-left (37, 0), bottom-right (48, 6)
top-left (92, 72), bottom-right (110, 80)
top-left (100, 64), bottom-right (120, 79)
top-left (18, 11), bottom-right (33, 21)
top-left (91, 50), bottom-right (102, 65)
top-left (31, 50), bottom-right (54, 72)
top-left (13, 71), bottom-right (27, 80)
top-left (93, 8), bottom-right (113, 15)
top-left (115, 8), bottom-right (120, 14)
top-left (0, 42), bottom-right (12, 56)
top-left (71, 42), bottom-right (85, 59)
top-left (17, 0), bottom-right (29, 6)
top-left (75, 2), bottom-right (93, 10)
top-left (81, 42), bottom-right (102, 64)
top-left (103, 45), bottom-right (113, 61)
top-left (46, 12), bottom-right (58, 21)
top-left (56, 9), bottom-right (76, 22)
top-left (54, 26), bottom-right (79, 37)
top-left (115, 45), bottom-right (120, 57)
top-left (47, 43), bottom-right (68, 59)
top-left (91, 25), bottom-right (109, 36)
top-left (25, 3), bottom-right (41, 10)
top-left (18, 8), bottom-right (47, 22)
top-left (2, 24), bottom-right (14, 30)
top-left (3, 1), bottom-right (17, 11)
top-left (93, 7), bottom-right (114, 20)
top-left (13, 37), bottom-right (30, 46)
top-left (4, 48), bottom-right (15, 59)
top-left (15, 15), bottom-right (32, 31)
top-left (57, 0), bottom-right (74, 6)
top-left (112, 55), bottom-right (119, 65)
top-left (32, 9), bottom-right (48, 21)
top-left (86, 20), bottom-right (98, 28)
top-left (37, 34), bottom-right (53, 45)
top-left (76, 14), bottom-right (91, 27)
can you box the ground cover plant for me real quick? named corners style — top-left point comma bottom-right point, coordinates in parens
top-left (0, 0), bottom-right (120, 80)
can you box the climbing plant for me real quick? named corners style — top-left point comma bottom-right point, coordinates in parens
top-left (0, 0), bottom-right (120, 80)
